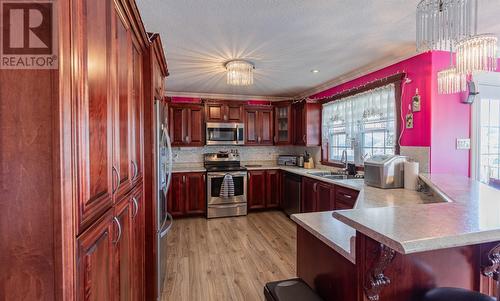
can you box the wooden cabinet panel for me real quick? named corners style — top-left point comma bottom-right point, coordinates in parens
top-left (334, 186), bottom-right (358, 209)
top-left (167, 173), bottom-right (186, 217)
top-left (185, 173), bottom-right (206, 215)
top-left (187, 106), bottom-right (204, 146)
top-left (248, 170), bottom-right (266, 209)
top-left (73, 0), bottom-right (114, 233)
top-left (114, 10), bottom-right (133, 199)
top-left (274, 103), bottom-right (292, 145)
top-left (260, 109), bottom-right (274, 145)
top-left (169, 104), bottom-right (204, 147)
top-left (131, 186), bottom-right (144, 301)
top-left (168, 172), bottom-right (206, 217)
top-left (301, 177), bottom-right (316, 213)
top-left (114, 197), bottom-right (133, 301)
top-left (265, 170), bottom-right (280, 208)
top-left (131, 45), bottom-right (143, 184)
top-left (227, 104), bottom-right (243, 122)
top-left (293, 101), bottom-right (321, 146)
top-left (293, 102), bottom-right (305, 145)
top-left (76, 210), bottom-right (114, 301)
top-left (245, 109), bottom-right (259, 145)
top-left (316, 182), bottom-right (335, 211)
top-left (206, 103), bottom-right (223, 121)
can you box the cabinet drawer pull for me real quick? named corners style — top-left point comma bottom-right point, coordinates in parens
top-left (303, 134), bottom-right (306, 143)
top-left (313, 183), bottom-right (318, 192)
top-left (343, 194), bottom-right (352, 199)
top-left (112, 217), bottom-right (122, 245)
top-left (132, 197), bottom-right (139, 218)
top-left (183, 175), bottom-right (186, 183)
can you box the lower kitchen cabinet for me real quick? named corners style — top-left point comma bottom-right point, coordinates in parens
top-left (248, 170), bottom-right (281, 210)
top-left (76, 185), bottom-right (145, 301)
top-left (167, 172), bottom-right (207, 217)
top-left (334, 185), bottom-right (359, 210)
top-left (76, 210), bottom-right (114, 301)
top-left (301, 177), bottom-right (317, 213)
top-left (301, 177), bottom-right (357, 212)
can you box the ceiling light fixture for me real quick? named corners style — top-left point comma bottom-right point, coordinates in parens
top-left (456, 34), bottom-right (498, 75)
top-left (437, 66), bottom-right (467, 94)
top-left (225, 60), bottom-right (254, 86)
top-left (311, 69), bottom-right (320, 73)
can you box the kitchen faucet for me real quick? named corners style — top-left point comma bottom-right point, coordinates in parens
top-left (340, 150), bottom-right (348, 169)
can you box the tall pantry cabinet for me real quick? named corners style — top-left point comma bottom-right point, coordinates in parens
top-left (0, 0), bottom-right (167, 300)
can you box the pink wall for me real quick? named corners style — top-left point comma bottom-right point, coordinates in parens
top-left (312, 52), bottom-right (433, 147)
top-left (429, 51), bottom-right (471, 175)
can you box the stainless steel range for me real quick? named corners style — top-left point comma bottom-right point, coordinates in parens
top-left (204, 151), bottom-right (247, 218)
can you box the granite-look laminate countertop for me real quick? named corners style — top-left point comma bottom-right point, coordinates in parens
top-left (333, 173), bottom-right (500, 255)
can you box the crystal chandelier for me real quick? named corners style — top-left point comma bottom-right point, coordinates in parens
top-left (456, 34), bottom-right (498, 75)
top-left (225, 60), bottom-right (254, 86)
top-left (416, 0), bottom-right (477, 52)
top-left (437, 66), bottom-right (467, 94)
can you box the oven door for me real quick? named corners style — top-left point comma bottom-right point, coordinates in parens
top-left (206, 122), bottom-right (244, 145)
top-left (207, 171), bottom-right (247, 205)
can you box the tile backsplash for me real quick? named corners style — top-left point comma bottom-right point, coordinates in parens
top-left (172, 145), bottom-right (321, 165)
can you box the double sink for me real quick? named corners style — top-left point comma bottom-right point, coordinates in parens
top-left (307, 171), bottom-right (364, 180)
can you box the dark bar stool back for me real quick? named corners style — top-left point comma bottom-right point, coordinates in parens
top-left (422, 287), bottom-right (495, 301)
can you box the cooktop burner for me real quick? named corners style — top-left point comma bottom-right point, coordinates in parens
top-left (205, 165), bottom-right (247, 172)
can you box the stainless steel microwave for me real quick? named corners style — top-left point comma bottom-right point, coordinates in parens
top-left (206, 122), bottom-right (245, 145)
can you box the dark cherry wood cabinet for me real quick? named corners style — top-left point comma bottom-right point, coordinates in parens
top-left (334, 186), bottom-right (358, 210)
top-left (185, 173), bottom-right (207, 215)
top-left (248, 169), bottom-right (281, 210)
top-left (301, 177), bottom-right (317, 213)
top-left (265, 170), bottom-right (281, 208)
top-left (131, 186), bottom-right (145, 301)
top-left (205, 100), bottom-right (243, 122)
top-left (244, 107), bottom-right (274, 145)
top-left (167, 172), bottom-right (207, 217)
top-left (113, 196), bottom-right (133, 301)
top-left (274, 101), bottom-right (293, 145)
top-left (292, 100), bottom-right (321, 146)
top-left (316, 182), bottom-right (335, 211)
top-left (131, 44), bottom-right (144, 185)
top-left (169, 103), bottom-right (204, 147)
top-left (76, 210), bottom-right (115, 301)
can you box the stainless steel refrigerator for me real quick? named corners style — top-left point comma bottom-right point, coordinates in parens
top-left (155, 99), bottom-right (173, 300)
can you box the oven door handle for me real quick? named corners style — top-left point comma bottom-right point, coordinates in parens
top-left (210, 203), bottom-right (246, 209)
top-left (207, 172), bottom-right (247, 178)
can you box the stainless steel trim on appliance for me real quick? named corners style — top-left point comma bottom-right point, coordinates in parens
top-left (364, 155), bottom-right (407, 189)
top-left (206, 122), bottom-right (245, 145)
top-left (207, 171), bottom-right (247, 206)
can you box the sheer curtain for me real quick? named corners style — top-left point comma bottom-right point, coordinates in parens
top-left (322, 83), bottom-right (396, 165)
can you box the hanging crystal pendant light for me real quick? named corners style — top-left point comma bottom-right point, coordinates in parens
top-left (437, 66), bottom-right (467, 94)
top-left (416, 0), bottom-right (477, 52)
top-left (225, 60), bottom-right (254, 86)
top-left (456, 34), bottom-right (498, 75)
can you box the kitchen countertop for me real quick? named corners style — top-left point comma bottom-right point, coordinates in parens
top-left (333, 173), bottom-right (500, 255)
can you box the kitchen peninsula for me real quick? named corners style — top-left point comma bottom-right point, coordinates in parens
top-left (291, 173), bottom-right (500, 301)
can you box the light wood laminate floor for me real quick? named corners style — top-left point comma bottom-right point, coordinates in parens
top-left (161, 211), bottom-right (296, 301)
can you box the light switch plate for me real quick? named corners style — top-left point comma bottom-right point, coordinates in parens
top-left (456, 138), bottom-right (471, 150)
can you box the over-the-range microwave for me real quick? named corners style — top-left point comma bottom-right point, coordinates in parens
top-left (206, 122), bottom-right (245, 145)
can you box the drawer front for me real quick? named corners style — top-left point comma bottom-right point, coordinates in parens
top-left (335, 186), bottom-right (359, 206)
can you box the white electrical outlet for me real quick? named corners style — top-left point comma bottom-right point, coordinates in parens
top-left (456, 138), bottom-right (471, 150)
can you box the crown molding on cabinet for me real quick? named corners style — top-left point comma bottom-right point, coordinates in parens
top-left (165, 91), bottom-right (290, 101)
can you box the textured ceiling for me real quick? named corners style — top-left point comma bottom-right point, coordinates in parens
top-left (137, 0), bottom-right (500, 97)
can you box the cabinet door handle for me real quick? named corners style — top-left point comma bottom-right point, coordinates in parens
top-left (112, 166), bottom-right (119, 194)
top-left (274, 136), bottom-right (277, 143)
top-left (131, 160), bottom-right (138, 179)
top-left (132, 197), bottom-right (139, 218)
top-left (303, 134), bottom-right (306, 143)
top-left (112, 217), bottom-right (122, 245)
top-left (202, 174), bottom-right (206, 181)
top-left (343, 194), bottom-right (352, 199)
top-left (224, 114), bottom-right (228, 121)
top-left (183, 175), bottom-right (186, 183)
top-left (313, 183), bottom-right (318, 192)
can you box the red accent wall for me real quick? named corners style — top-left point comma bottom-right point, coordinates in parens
top-left (312, 52), bottom-right (433, 147)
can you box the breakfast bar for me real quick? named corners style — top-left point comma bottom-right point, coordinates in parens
top-left (291, 173), bottom-right (500, 301)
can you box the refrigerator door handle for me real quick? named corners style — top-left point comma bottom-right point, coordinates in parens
top-left (160, 212), bottom-right (173, 238)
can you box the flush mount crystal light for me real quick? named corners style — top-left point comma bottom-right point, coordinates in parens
top-left (225, 60), bottom-right (254, 86)
top-left (456, 34), bottom-right (498, 75)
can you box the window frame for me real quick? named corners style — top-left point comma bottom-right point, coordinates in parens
top-left (320, 73), bottom-right (404, 168)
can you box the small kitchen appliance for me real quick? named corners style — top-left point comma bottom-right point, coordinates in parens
top-left (206, 122), bottom-right (244, 145)
top-left (364, 155), bottom-right (407, 189)
top-left (278, 155), bottom-right (297, 166)
top-left (204, 151), bottom-right (247, 218)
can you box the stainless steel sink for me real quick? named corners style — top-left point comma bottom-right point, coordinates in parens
top-left (307, 171), bottom-right (363, 180)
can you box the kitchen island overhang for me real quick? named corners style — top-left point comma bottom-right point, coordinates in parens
top-left (292, 173), bottom-right (500, 301)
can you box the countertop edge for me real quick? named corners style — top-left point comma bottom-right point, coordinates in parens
top-left (291, 214), bottom-right (356, 264)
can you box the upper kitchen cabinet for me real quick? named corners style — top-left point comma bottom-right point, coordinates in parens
top-left (244, 106), bottom-right (274, 145)
top-left (292, 99), bottom-right (321, 146)
top-left (72, 0), bottom-right (115, 233)
top-left (205, 100), bottom-right (243, 122)
top-left (274, 101), bottom-right (293, 145)
top-left (168, 103), bottom-right (205, 147)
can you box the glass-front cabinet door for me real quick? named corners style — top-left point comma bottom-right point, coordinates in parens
top-left (274, 102), bottom-right (292, 145)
